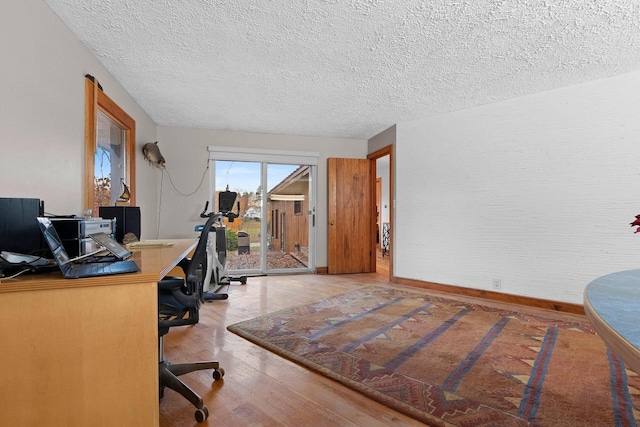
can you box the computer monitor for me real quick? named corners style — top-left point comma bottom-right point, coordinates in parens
top-left (218, 191), bottom-right (237, 213)
top-left (0, 198), bottom-right (45, 255)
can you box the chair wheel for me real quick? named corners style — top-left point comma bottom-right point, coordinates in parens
top-left (213, 367), bottom-right (225, 380)
top-left (195, 406), bottom-right (209, 423)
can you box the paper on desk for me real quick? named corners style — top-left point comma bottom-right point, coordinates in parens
top-left (127, 240), bottom-right (177, 248)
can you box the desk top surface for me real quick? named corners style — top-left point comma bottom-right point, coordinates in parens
top-left (0, 239), bottom-right (197, 293)
top-left (584, 269), bottom-right (640, 350)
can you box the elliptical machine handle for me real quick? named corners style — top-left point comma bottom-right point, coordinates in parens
top-left (200, 201), bottom-right (210, 218)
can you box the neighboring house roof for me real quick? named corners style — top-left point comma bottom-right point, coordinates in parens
top-left (268, 166), bottom-right (310, 201)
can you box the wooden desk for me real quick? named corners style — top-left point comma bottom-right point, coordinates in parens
top-left (0, 239), bottom-right (196, 427)
top-left (584, 269), bottom-right (640, 374)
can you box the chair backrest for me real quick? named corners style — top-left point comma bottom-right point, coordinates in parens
top-left (184, 213), bottom-right (218, 303)
top-left (158, 213), bottom-right (218, 331)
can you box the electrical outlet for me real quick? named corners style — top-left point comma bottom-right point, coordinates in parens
top-left (492, 279), bottom-right (502, 290)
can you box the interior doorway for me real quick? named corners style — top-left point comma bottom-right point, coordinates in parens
top-left (368, 146), bottom-right (392, 277)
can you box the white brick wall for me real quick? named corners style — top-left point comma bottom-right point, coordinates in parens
top-left (395, 71), bottom-right (640, 304)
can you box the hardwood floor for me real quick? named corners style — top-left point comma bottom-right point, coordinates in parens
top-left (376, 246), bottom-right (390, 276)
top-left (159, 273), bottom-right (425, 426)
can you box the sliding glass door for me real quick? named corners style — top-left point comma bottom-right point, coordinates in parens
top-left (209, 147), bottom-right (317, 275)
top-left (212, 160), bottom-right (263, 273)
top-left (265, 163), bottom-right (312, 273)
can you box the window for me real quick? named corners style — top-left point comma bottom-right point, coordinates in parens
top-left (84, 75), bottom-right (136, 215)
top-left (271, 209), bottom-right (275, 237)
top-left (208, 146), bottom-right (318, 274)
top-left (294, 200), bottom-right (302, 215)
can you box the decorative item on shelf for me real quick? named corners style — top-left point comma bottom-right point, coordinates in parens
top-left (142, 141), bottom-right (166, 168)
top-left (115, 178), bottom-right (131, 206)
top-left (382, 222), bottom-right (390, 256)
top-left (122, 232), bottom-right (139, 245)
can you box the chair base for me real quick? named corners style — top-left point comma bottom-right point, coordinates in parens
top-left (159, 358), bottom-right (224, 423)
top-left (203, 291), bottom-right (229, 301)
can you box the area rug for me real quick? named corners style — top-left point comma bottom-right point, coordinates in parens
top-left (227, 286), bottom-right (640, 426)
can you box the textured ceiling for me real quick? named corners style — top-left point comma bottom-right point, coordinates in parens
top-left (44, 0), bottom-right (640, 140)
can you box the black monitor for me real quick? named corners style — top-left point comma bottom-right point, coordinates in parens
top-left (0, 197), bottom-right (45, 255)
top-left (218, 191), bottom-right (237, 213)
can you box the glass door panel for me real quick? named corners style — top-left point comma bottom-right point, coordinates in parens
top-left (266, 163), bottom-right (311, 273)
top-left (209, 148), bottom-right (316, 276)
top-left (213, 160), bottom-right (262, 274)
top-left (94, 110), bottom-right (126, 214)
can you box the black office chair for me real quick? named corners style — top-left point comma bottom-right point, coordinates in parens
top-left (158, 213), bottom-right (224, 423)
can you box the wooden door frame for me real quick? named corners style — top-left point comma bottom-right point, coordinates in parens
top-left (368, 145), bottom-right (393, 277)
top-left (376, 177), bottom-right (382, 249)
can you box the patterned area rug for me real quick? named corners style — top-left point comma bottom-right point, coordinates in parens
top-left (227, 285), bottom-right (640, 426)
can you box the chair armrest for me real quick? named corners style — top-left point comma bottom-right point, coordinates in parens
top-left (176, 257), bottom-right (191, 274)
top-left (159, 276), bottom-right (199, 308)
top-left (158, 276), bottom-right (185, 291)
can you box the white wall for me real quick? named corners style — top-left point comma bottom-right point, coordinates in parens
top-left (369, 125), bottom-right (396, 154)
top-left (376, 156), bottom-right (390, 225)
top-left (155, 126), bottom-right (367, 267)
top-left (396, 70), bottom-right (640, 304)
top-left (0, 0), bottom-right (158, 236)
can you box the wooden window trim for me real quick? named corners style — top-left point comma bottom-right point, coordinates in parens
top-left (84, 76), bottom-right (136, 211)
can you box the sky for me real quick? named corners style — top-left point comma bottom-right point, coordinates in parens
top-left (214, 161), bottom-right (299, 194)
top-left (95, 147), bottom-right (111, 177)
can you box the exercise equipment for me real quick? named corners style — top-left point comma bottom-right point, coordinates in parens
top-left (198, 191), bottom-right (247, 301)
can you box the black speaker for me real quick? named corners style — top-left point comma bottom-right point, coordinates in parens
top-left (99, 206), bottom-right (141, 243)
top-left (0, 197), bottom-right (45, 255)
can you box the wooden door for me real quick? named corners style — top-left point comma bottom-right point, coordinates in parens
top-left (327, 158), bottom-right (373, 274)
